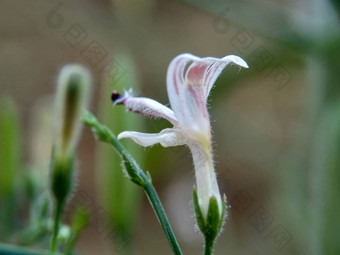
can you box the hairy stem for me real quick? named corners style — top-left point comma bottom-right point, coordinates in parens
top-left (83, 111), bottom-right (183, 255)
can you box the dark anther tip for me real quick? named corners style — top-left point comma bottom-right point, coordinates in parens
top-left (111, 91), bottom-right (122, 103)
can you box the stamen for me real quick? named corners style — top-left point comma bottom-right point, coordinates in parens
top-left (111, 91), bottom-right (123, 104)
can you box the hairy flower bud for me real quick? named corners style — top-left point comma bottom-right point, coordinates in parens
top-left (50, 64), bottom-right (90, 204)
top-left (55, 64), bottom-right (90, 158)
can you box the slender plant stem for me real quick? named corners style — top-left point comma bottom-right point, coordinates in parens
top-left (204, 239), bottom-right (214, 255)
top-left (143, 180), bottom-right (183, 255)
top-left (50, 201), bottom-right (64, 253)
top-left (83, 111), bottom-right (183, 255)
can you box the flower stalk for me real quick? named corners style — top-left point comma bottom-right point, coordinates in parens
top-left (83, 111), bottom-right (183, 255)
top-left (49, 64), bottom-right (90, 252)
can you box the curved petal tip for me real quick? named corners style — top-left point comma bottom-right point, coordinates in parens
top-left (223, 55), bottom-right (249, 68)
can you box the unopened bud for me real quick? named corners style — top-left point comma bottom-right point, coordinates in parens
top-left (55, 64), bottom-right (90, 157)
top-left (50, 64), bottom-right (91, 204)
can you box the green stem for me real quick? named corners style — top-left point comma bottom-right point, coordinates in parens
top-left (143, 180), bottom-right (183, 255)
top-left (204, 238), bottom-right (214, 255)
top-left (83, 111), bottom-right (183, 255)
top-left (50, 201), bottom-right (64, 253)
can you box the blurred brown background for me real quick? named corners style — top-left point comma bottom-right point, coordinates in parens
top-left (1, 0), bottom-right (340, 254)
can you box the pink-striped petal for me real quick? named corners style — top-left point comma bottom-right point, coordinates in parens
top-left (204, 55), bottom-right (248, 98)
top-left (166, 54), bottom-right (202, 125)
top-left (166, 54), bottom-right (248, 134)
top-left (166, 54), bottom-right (213, 136)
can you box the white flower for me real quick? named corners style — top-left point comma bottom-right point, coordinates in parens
top-left (112, 53), bottom-right (248, 218)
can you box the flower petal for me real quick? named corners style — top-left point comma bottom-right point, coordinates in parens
top-left (189, 144), bottom-right (222, 218)
top-left (204, 55), bottom-right (248, 98)
top-left (167, 54), bottom-right (213, 135)
top-left (166, 54), bottom-right (202, 124)
top-left (166, 54), bottom-right (248, 135)
top-left (112, 90), bottom-right (178, 125)
top-left (118, 128), bottom-right (185, 147)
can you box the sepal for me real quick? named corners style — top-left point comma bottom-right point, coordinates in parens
top-left (193, 189), bottom-right (226, 244)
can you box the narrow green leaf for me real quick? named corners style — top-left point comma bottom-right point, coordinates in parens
top-left (65, 206), bottom-right (90, 254)
top-left (0, 97), bottom-right (21, 238)
top-left (311, 100), bottom-right (340, 254)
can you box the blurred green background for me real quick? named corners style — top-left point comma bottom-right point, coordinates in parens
top-left (0, 0), bottom-right (340, 254)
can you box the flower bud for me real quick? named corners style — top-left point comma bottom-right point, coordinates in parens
top-left (55, 64), bottom-right (90, 158)
top-left (50, 64), bottom-right (90, 204)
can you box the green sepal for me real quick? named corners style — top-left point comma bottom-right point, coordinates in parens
top-left (193, 189), bottom-right (206, 233)
top-left (205, 196), bottom-right (221, 243)
top-left (217, 194), bottom-right (227, 232)
top-left (193, 189), bottom-right (227, 245)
